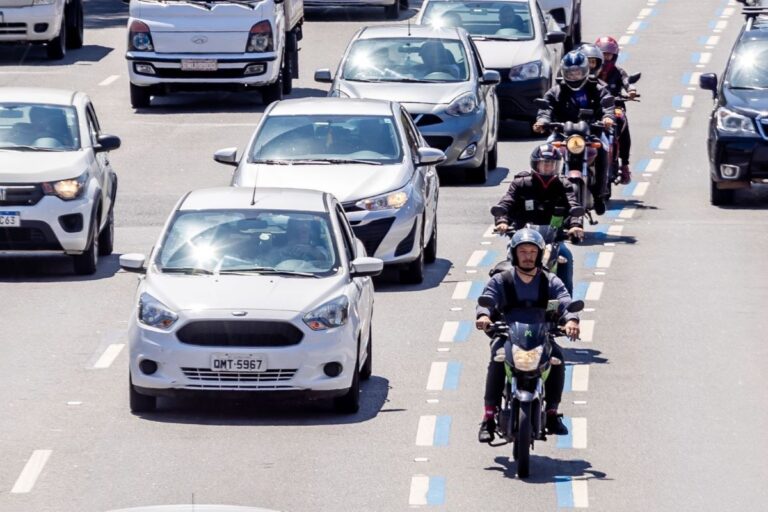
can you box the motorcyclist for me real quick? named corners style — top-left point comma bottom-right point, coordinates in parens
top-left (533, 50), bottom-right (616, 215)
top-left (596, 36), bottom-right (637, 185)
top-left (475, 228), bottom-right (580, 443)
top-left (492, 143), bottom-right (584, 295)
top-left (579, 43), bottom-right (604, 79)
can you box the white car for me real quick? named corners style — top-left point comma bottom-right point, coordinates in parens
top-left (0, 0), bottom-right (84, 59)
top-left (537, 0), bottom-right (581, 48)
top-left (120, 186), bottom-right (383, 414)
top-left (0, 88), bottom-right (121, 274)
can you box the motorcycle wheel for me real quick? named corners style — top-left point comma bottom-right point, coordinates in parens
top-left (515, 401), bottom-right (532, 478)
top-left (570, 179), bottom-right (585, 210)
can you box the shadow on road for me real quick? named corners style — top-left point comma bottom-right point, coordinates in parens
top-left (373, 257), bottom-right (451, 292)
top-left (563, 347), bottom-right (608, 366)
top-left (0, 253), bottom-right (121, 282)
top-left (487, 455), bottom-right (611, 484)
top-left (438, 166), bottom-right (510, 188)
top-left (716, 185), bottom-right (768, 209)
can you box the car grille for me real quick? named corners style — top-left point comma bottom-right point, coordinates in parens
top-left (423, 135), bottom-right (454, 152)
top-left (351, 217), bottom-right (395, 257)
top-left (181, 367), bottom-right (297, 389)
top-left (0, 23), bottom-right (26, 35)
top-left (394, 218), bottom-right (417, 257)
top-left (0, 223), bottom-right (61, 251)
top-left (411, 113), bottom-right (443, 127)
top-left (0, 184), bottom-right (44, 206)
top-left (176, 321), bottom-right (304, 347)
top-left (152, 68), bottom-right (251, 79)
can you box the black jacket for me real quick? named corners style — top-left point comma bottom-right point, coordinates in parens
top-left (598, 65), bottom-right (636, 99)
top-left (536, 81), bottom-right (615, 124)
top-left (494, 170), bottom-right (583, 229)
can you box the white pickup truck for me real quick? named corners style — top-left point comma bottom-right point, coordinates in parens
top-left (124, 0), bottom-right (303, 108)
top-left (0, 0), bottom-right (83, 59)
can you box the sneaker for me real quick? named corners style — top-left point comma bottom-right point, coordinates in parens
top-left (545, 412), bottom-right (568, 436)
top-left (478, 418), bottom-right (496, 443)
top-left (619, 165), bottom-right (632, 185)
top-left (593, 197), bottom-right (606, 215)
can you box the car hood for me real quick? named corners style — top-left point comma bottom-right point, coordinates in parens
top-left (0, 150), bottom-right (90, 182)
top-left (144, 271), bottom-right (346, 313)
top-left (236, 162), bottom-right (411, 202)
top-left (723, 86), bottom-right (768, 116)
top-left (339, 80), bottom-right (471, 106)
top-left (474, 39), bottom-right (540, 69)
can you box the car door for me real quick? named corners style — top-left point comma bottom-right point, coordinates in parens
top-left (84, 102), bottom-right (114, 229)
top-left (468, 36), bottom-right (499, 149)
top-left (537, 1), bottom-right (562, 86)
top-left (399, 107), bottom-right (437, 245)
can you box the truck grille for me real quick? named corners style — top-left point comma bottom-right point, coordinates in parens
top-left (176, 320), bottom-right (304, 347)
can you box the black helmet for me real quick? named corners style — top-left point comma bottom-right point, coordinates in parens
top-left (508, 228), bottom-right (545, 267)
top-left (530, 143), bottom-right (563, 176)
top-left (561, 50), bottom-right (590, 91)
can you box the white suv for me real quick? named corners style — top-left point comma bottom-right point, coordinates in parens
top-left (0, 88), bottom-right (120, 274)
top-left (0, 0), bottom-right (84, 59)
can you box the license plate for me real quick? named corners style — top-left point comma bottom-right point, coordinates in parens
top-left (0, 211), bottom-right (20, 227)
top-left (181, 59), bottom-right (218, 71)
top-left (210, 353), bottom-right (267, 373)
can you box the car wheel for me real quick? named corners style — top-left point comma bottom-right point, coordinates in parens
top-left (400, 245), bottom-right (425, 284)
top-left (424, 215), bottom-right (437, 264)
top-left (262, 56), bottom-right (285, 104)
top-left (360, 327), bottom-right (372, 381)
top-left (46, 18), bottom-right (66, 60)
top-left (129, 376), bottom-right (157, 413)
top-left (467, 151), bottom-right (488, 184)
top-left (65, 0), bottom-right (84, 49)
top-left (98, 208), bottom-right (114, 256)
top-left (334, 346), bottom-right (361, 414)
top-left (385, 0), bottom-right (400, 19)
top-left (488, 141), bottom-right (498, 170)
top-left (710, 179), bottom-right (734, 206)
top-left (130, 83), bottom-right (151, 109)
top-left (72, 213), bottom-right (99, 275)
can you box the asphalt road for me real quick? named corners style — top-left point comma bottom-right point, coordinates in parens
top-left (1, 0), bottom-right (767, 510)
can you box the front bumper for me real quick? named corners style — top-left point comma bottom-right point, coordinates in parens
top-left (407, 104), bottom-right (487, 169)
top-left (710, 133), bottom-right (768, 185)
top-left (306, 0), bottom-right (395, 6)
top-left (0, 4), bottom-right (62, 43)
top-left (492, 74), bottom-right (549, 121)
top-left (343, 205), bottom-right (422, 265)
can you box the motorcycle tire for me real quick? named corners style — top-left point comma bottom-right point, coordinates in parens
top-left (515, 401), bottom-right (532, 478)
top-left (569, 179), bottom-right (586, 210)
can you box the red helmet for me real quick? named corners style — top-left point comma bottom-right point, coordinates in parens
top-left (595, 36), bottom-right (620, 56)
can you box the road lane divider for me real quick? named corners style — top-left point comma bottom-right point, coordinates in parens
top-left (11, 449), bottom-right (52, 494)
top-left (673, 95), bottom-right (695, 109)
top-left (409, 475), bottom-right (446, 506)
top-left (93, 343), bottom-right (125, 369)
top-left (416, 415), bottom-right (452, 446)
top-left (452, 281), bottom-right (484, 300)
top-left (426, 362), bottom-right (461, 391)
top-left (557, 417), bottom-right (588, 449)
top-left (564, 364), bottom-right (590, 392)
top-left (466, 250), bottom-right (498, 267)
top-left (98, 75), bottom-right (120, 86)
top-left (439, 321), bottom-right (472, 343)
top-left (556, 476), bottom-right (589, 508)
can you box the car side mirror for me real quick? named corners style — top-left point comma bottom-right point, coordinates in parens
top-left (350, 256), bottom-right (383, 277)
top-left (481, 70), bottom-right (501, 85)
top-left (567, 300), bottom-right (584, 313)
top-left (120, 253), bottom-right (146, 273)
top-left (699, 73), bottom-right (718, 99)
top-left (628, 72), bottom-right (642, 84)
top-left (544, 31), bottom-right (567, 45)
top-left (314, 68), bottom-right (333, 83)
top-left (478, 294), bottom-right (496, 310)
top-left (417, 147), bottom-right (446, 166)
top-left (94, 134), bottom-right (121, 153)
top-left (214, 147), bottom-right (238, 166)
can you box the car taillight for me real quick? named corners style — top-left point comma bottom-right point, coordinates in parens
top-left (246, 21), bottom-right (273, 53)
top-left (129, 20), bottom-right (154, 52)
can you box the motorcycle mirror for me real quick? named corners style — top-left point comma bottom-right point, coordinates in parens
top-left (490, 205), bottom-right (506, 217)
top-left (478, 295), bottom-right (496, 309)
top-left (628, 72), bottom-right (642, 84)
top-left (533, 98), bottom-right (550, 109)
top-left (600, 97), bottom-right (616, 109)
top-left (567, 300), bottom-right (584, 313)
top-left (569, 206), bottom-right (585, 217)
top-left (579, 108), bottom-right (594, 118)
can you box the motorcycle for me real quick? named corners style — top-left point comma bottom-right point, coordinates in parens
top-left (478, 294), bottom-right (584, 478)
top-left (607, 73), bottom-right (642, 194)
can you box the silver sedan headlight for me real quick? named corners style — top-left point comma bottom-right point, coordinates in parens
top-left (715, 107), bottom-right (756, 136)
top-left (446, 92), bottom-right (478, 116)
top-left (303, 296), bottom-right (349, 331)
top-left (355, 186), bottom-right (410, 211)
top-left (509, 61), bottom-right (542, 81)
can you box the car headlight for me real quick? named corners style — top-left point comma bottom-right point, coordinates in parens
top-left (128, 21), bottom-right (154, 52)
top-left (355, 187), bottom-right (409, 211)
top-left (446, 92), bottom-right (478, 116)
top-left (246, 21), bottom-right (273, 53)
top-left (566, 135), bottom-right (586, 154)
top-left (42, 172), bottom-right (87, 201)
top-left (511, 344), bottom-right (544, 372)
top-left (716, 107), bottom-right (756, 135)
top-left (138, 293), bottom-right (178, 330)
top-left (303, 296), bottom-right (349, 331)
top-left (509, 61), bottom-right (542, 81)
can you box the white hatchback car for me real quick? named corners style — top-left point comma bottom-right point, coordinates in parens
top-left (0, 88), bottom-right (121, 274)
top-left (120, 187), bottom-right (383, 414)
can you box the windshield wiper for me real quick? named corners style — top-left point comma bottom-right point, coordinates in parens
top-left (319, 158), bottom-right (382, 165)
top-left (161, 267), bottom-right (214, 275)
top-left (251, 158), bottom-right (292, 164)
top-left (219, 267), bottom-right (318, 277)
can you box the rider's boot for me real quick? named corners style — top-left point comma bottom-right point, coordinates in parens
top-left (478, 406), bottom-right (497, 443)
top-left (619, 164), bottom-right (632, 185)
top-left (545, 409), bottom-right (569, 435)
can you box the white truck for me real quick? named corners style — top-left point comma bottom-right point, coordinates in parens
top-left (0, 0), bottom-right (83, 59)
top-left (124, 0), bottom-right (303, 108)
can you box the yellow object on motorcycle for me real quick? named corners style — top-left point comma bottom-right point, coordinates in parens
top-left (566, 135), bottom-right (586, 154)
top-left (614, 107), bottom-right (624, 118)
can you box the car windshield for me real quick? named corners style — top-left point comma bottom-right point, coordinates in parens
top-left (342, 37), bottom-right (470, 82)
top-left (727, 39), bottom-right (768, 89)
top-left (156, 209), bottom-right (340, 276)
top-left (0, 103), bottom-right (80, 151)
top-left (249, 115), bottom-right (403, 163)
top-left (421, 1), bottom-right (534, 40)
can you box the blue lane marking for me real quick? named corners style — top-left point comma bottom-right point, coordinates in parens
top-left (468, 281), bottom-right (485, 300)
top-left (479, 250), bottom-right (499, 267)
top-left (635, 21), bottom-right (649, 31)
top-left (604, 207), bottom-right (621, 218)
top-left (690, 53), bottom-right (703, 64)
top-left (650, 136), bottom-right (661, 150)
top-left (673, 95), bottom-right (686, 108)
top-left (698, 35), bottom-right (712, 45)
top-left (622, 182), bottom-right (639, 197)
top-left (434, 416), bottom-right (452, 446)
top-left (556, 417), bottom-right (574, 448)
top-left (635, 158), bottom-right (650, 172)
top-left (443, 362), bottom-right (462, 390)
top-left (622, 35), bottom-right (638, 45)
top-left (589, 224), bottom-right (609, 240)
top-left (555, 476), bottom-right (575, 508)
top-left (617, 52), bottom-right (629, 65)
top-left (564, 364), bottom-right (574, 392)
top-left (427, 476), bottom-right (446, 505)
top-left (662, 116), bottom-right (674, 129)
top-left (583, 253), bottom-right (598, 269)
top-left (454, 321), bottom-right (472, 343)
top-left (573, 282), bottom-right (587, 301)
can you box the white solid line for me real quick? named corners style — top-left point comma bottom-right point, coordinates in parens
top-left (670, 117), bottom-right (686, 129)
top-left (681, 95), bottom-right (695, 108)
top-left (579, 320), bottom-right (595, 342)
top-left (572, 417), bottom-right (588, 449)
top-left (466, 250), bottom-right (487, 267)
top-left (633, 182), bottom-right (650, 197)
top-left (427, 362), bottom-right (448, 390)
top-left (596, 252), bottom-right (614, 268)
top-left (571, 365), bottom-right (589, 392)
top-left (607, 225), bottom-right (624, 237)
top-left (585, 282), bottom-right (604, 301)
top-left (439, 321), bottom-right (459, 342)
top-left (93, 343), bottom-right (125, 369)
top-left (619, 207), bottom-right (636, 219)
top-left (483, 224), bottom-right (496, 238)
top-left (452, 281), bottom-right (472, 299)
top-left (11, 450), bottom-right (52, 494)
top-left (98, 74), bottom-right (120, 86)
top-left (409, 475), bottom-right (430, 505)
top-left (416, 416), bottom-right (437, 446)
top-left (572, 477), bottom-right (590, 508)
top-left (658, 136), bottom-right (675, 150)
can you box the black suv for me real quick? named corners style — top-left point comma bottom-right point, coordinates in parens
top-left (699, 2), bottom-right (768, 205)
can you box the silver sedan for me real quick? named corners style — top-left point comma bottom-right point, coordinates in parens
top-left (314, 25), bottom-right (501, 184)
top-left (213, 97), bottom-right (445, 284)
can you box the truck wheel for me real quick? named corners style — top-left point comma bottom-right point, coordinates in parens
top-left (66, 0), bottom-right (84, 49)
top-left (130, 83), bottom-right (151, 108)
top-left (282, 53), bottom-right (294, 95)
top-left (47, 19), bottom-right (66, 60)
top-left (385, 0), bottom-right (400, 19)
top-left (261, 58), bottom-right (285, 104)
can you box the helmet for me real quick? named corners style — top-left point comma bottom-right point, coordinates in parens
top-left (560, 50), bottom-right (590, 91)
top-left (579, 43), bottom-right (604, 77)
top-left (508, 228), bottom-right (545, 267)
top-left (595, 36), bottom-right (620, 57)
top-left (530, 143), bottom-right (563, 176)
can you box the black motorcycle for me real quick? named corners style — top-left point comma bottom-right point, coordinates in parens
top-left (607, 72), bottom-right (642, 194)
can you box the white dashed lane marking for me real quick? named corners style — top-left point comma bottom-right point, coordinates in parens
top-left (92, 343), bottom-right (125, 369)
top-left (98, 75), bottom-right (120, 86)
top-left (11, 450), bottom-right (52, 494)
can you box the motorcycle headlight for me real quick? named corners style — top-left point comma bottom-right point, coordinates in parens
top-left (303, 296), bottom-right (349, 331)
top-left (511, 345), bottom-right (544, 372)
top-left (716, 107), bottom-right (756, 135)
top-left (138, 293), bottom-right (178, 330)
top-left (446, 92), bottom-right (478, 116)
top-left (355, 187), bottom-right (409, 211)
top-left (509, 60), bottom-right (542, 81)
top-left (41, 172), bottom-right (88, 201)
top-left (566, 135), bottom-right (586, 154)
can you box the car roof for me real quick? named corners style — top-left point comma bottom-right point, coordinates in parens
top-left (179, 187), bottom-right (332, 213)
top-left (269, 98), bottom-right (396, 116)
top-left (0, 87), bottom-right (78, 106)
top-left (358, 24), bottom-right (464, 40)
